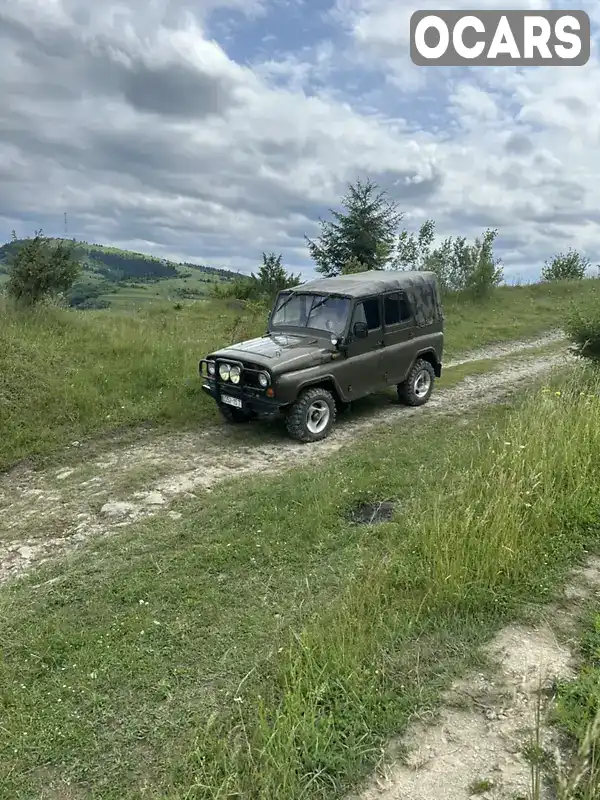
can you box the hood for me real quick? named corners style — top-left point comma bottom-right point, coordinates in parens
top-left (208, 331), bottom-right (334, 372)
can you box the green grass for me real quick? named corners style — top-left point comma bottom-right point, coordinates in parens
top-left (439, 279), bottom-right (589, 352)
top-left (468, 778), bottom-right (495, 794)
top-left (0, 279), bottom-right (592, 471)
top-left (550, 605), bottom-right (600, 798)
top-left (2, 365), bottom-right (600, 799)
top-left (95, 268), bottom-right (227, 308)
top-left (0, 298), bottom-right (258, 470)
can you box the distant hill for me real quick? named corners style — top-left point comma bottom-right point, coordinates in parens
top-left (0, 237), bottom-right (239, 309)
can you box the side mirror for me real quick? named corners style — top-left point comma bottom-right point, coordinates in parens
top-left (353, 321), bottom-right (368, 339)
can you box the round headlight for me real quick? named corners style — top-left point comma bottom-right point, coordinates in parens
top-left (258, 371), bottom-right (269, 388)
top-left (207, 361), bottom-right (216, 376)
top-left (229, 365), bottom-right (241, 384)
top-left (219, 363), bottom-right (230, 381)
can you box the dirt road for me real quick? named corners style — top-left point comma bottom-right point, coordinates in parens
top-left (0, 335), bottom-right (570, 584)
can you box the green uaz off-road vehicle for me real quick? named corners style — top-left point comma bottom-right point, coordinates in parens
top-left (200, 270), bottom-right (444, 443)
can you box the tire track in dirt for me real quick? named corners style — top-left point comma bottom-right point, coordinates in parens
top-left (0, 339), bottom-right (571, 585)
top-left (444, 330), bottom-right (565, 368)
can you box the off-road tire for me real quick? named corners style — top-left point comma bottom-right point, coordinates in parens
top-left (219, 405), bottom-right (254, 424)
top-left (285, 387), bottom-right (337, 443)
top-left (398, 358), bottom-right (435, 407)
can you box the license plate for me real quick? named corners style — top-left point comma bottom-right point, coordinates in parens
top-left (221, 394), bottom-right (242, 409)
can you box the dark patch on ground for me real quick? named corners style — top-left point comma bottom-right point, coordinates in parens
top-left (348, 500), bottom-right (396, 525)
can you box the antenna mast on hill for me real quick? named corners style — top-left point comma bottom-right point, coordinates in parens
top-left (64, 212), bottom-right (68, 238)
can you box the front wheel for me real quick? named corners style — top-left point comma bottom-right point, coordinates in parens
top-left (285, 387), bottom-right (337, 443)
top-left (398, 359), bottom-right (435, 407)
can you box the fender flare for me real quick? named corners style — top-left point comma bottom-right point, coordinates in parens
top-left (294, 373), bottom-right (348, 403)
top-left (414, 347), bottom-right (442, 377)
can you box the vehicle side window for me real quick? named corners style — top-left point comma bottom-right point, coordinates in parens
top-left (384, 292), bottom-right (412, 326)
top-left (352, 297), bottom-right (380, 331)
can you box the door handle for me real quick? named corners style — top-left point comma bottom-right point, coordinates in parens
top-left (376, 341), bottom-right (385, 348)
top-left (408, 331), bottom-right (414, 339)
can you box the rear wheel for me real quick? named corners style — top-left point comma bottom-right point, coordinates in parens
top-left (398, 359), bottom-right (435, 407)
top-left (286, 387), bottom-right (337, 443)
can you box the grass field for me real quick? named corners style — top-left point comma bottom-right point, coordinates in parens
top-left (551, 605), bottom-right (600, 798)
top-left (1, 364), bottom-right (600, 798)
top-left (93, 267), bottom-right (231, 308)
top-left (0, 278), bottom-right (594, 471)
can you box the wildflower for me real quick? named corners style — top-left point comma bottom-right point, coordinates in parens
top-left (555, 391), bottom-right (561, 397)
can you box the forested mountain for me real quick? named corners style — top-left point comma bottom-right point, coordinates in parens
top-left (0, 237), bottom-right (237, 308)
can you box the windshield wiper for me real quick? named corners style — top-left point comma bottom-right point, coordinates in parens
top-left (274, 293), bottom-right (295, 315)
top-left (307, 296), bottom-right (330, 315)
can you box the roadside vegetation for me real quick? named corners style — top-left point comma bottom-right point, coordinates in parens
top-left (1, 363), bottom-right (600, 798)
top-left (565, 283), bottom-right (600, 363)
top-left (550, 607), bottom-right (600, 799)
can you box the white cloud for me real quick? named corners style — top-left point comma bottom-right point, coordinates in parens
top-left (1, 0), bottom-right (599, 279)
top-left (330, 0), bottom-right (600, 275)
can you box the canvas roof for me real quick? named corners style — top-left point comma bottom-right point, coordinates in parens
top-left (290, 270), bottom-right (438, 299)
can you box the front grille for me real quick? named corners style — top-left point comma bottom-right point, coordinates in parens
top-left (241, 362), bottom-right (264, 388)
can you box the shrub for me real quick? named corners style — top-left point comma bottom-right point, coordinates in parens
top-left (564, 288), bottom-right (600, 361)
top-left (6, 231), bottom-right (81, 306)
top-left (542, 249), bottom-right (591, 282)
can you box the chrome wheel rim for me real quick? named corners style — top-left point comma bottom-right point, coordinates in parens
top-left (306, 400), bottom-right (330, 434)
top-left (414, 370), bottom-right (432, 398)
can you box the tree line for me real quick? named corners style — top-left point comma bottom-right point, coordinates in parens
top-left (213, 177), bottom-right (595, 304)
top-left (1, 178), bottom-right (595, 307)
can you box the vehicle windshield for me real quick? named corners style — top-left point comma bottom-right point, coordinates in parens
top-left (270, 293), bottom-right (351, 335)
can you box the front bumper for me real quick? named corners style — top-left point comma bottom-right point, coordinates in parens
top-left (201, 379), bottom-right (284, 418)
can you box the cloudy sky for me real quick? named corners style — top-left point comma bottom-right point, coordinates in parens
top-left (1, 0), bottom-right (599, 280)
